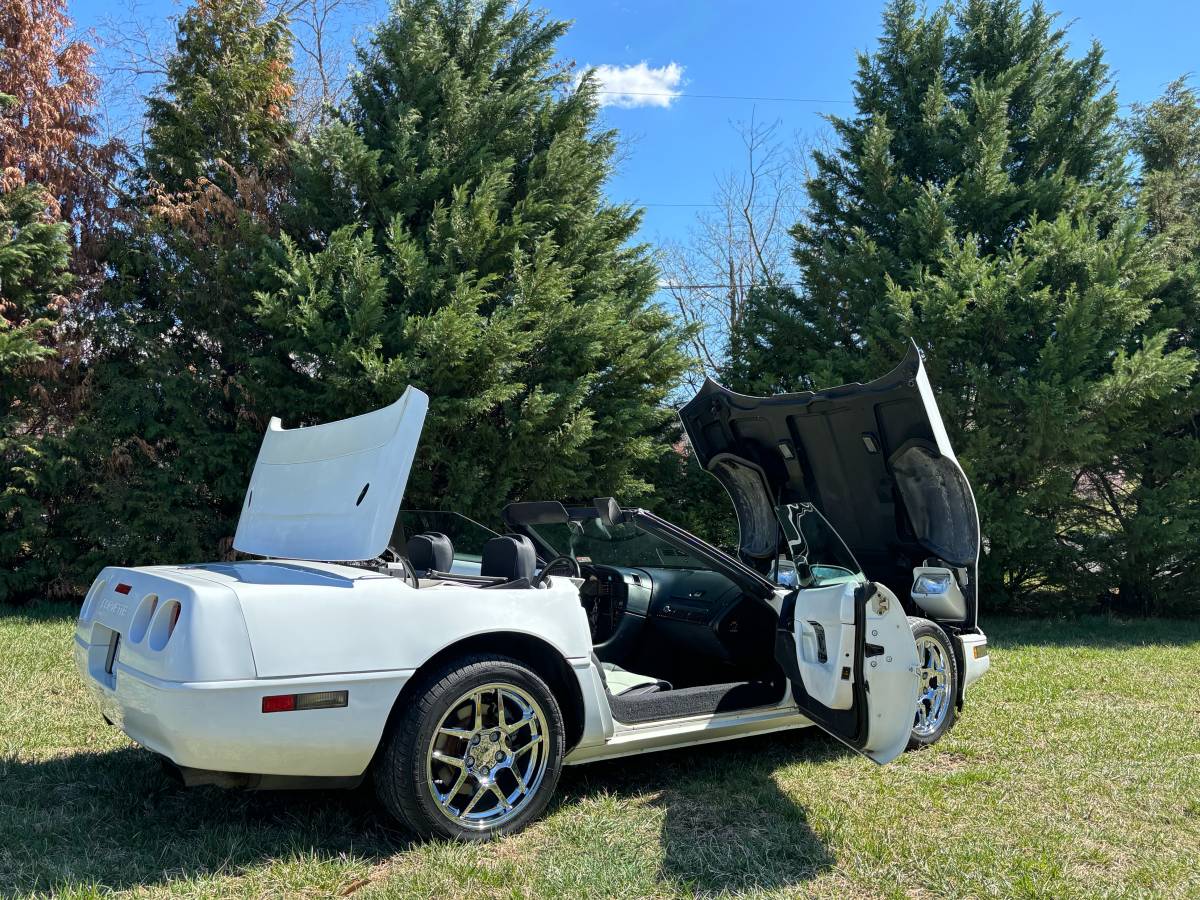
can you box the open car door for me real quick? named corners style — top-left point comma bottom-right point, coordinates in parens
top-left (775, 579), bottom-right (919, 763)
top-left (678, 341), bottom-right (981, 628)
top-left (677, 343), bottom-right (976, 762)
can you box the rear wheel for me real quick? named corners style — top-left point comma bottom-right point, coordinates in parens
top-left (906, 617), bottom-right (959, 750)
top-left (375, 654), bottom-right (564, 840)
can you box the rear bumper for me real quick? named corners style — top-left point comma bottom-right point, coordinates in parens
top-left (74, 638), bottom-right (410, 777)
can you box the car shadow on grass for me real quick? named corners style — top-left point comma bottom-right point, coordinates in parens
top-left (0, 745), bottom-right (409, 896)
top-left (554, 728), bottom-right (843, 895)
top-left (2, 728), bottom-right (844, 897)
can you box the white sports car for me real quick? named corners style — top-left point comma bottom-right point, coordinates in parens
top-left (74, 344), bottom-right (990, 840)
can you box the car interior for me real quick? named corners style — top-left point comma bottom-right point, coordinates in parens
top-left (404, 530), bottom-right (543, 590)
top-left (392, 506), bottom-right (791, 725)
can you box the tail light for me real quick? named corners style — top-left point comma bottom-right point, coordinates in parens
top-left (148, 600), bottom-right (182, 651)
top-left (261, 691), bottom-right (349, 713)
top-left (80, 579), bottom-right (106, 619)
top-left (129, 594), bottom-right (159, 643)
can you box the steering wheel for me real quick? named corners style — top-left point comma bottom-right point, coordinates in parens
top-left (537, 555), bottom-right (581, 586)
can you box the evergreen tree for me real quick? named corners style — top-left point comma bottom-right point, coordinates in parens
top-left (0, 0), bottom-right (115, 277)
top-left (0, 184), bottom-right (72, 601)
top-left (143, 0), bottom-right (294, 194)
top-left (65, 0), bottom-right (296, 575)
top-left (730, 0), bottom-right (1195, 608)
top-left (0, 0), bottom-right (114, 601)
top-left (256, 0), bottom-right (690, 521)
top-left (1097, 78), bottom-right (1200, 614)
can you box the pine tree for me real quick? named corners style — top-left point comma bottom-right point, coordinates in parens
top-left (1098, 79), bottom-right (1200, 614)
top-left (255, 0), bottom-right (690, 521)
top-left (0, 184), bottom-right (73, 601)
top-left (0, 0), bottom-right (114, 602)
top-left (730, 0), bottom-right (1195, 608)
top-left (0, 0), bottom-right (116, 280)
top-left (66, 0), bottom-right (297, 574)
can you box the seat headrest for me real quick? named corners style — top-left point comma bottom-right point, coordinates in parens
top-left (481, 534), bottom-right (536, 581)
top-left (406, 532), bottom-right (453, 574)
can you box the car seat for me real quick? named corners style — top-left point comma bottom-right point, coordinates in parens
top-left (406, 532), bottom-right (453, 576)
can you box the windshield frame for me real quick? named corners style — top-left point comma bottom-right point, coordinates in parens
top-left (506, 502), bottom-right (778, 600)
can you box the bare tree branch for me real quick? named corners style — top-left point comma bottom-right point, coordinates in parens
top-left (90, 0), bottom-right (176, 149)
top-left (93, 0), bottom-right (382, 146)
top-left (661, 114), bottom-right (808, 387)
top-left (270, 0), bottom-right (379, 133)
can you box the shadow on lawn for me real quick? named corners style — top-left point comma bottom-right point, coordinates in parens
top-left (556, 728), bottom-right (842, 895)
top-left (1, 730), bottom-right (841, 896)
top-left (0, 746), bottom-right (408, 896)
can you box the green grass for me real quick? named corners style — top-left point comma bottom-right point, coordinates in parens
top-left (3, 607), bottom-right (1199, 899)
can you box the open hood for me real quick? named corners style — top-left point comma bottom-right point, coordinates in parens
top-left (233, 387), bottom-right (429, 561)
top-left (679, 344), bottom-right (979, 607)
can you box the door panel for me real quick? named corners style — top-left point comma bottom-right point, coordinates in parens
top-left (789, 583), bottom-right (857, 710)
top-left (776, 581), bottom-right (919, 763)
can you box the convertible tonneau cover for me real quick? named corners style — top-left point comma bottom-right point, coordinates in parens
top-left (233, 387), bottom-right (429, 561)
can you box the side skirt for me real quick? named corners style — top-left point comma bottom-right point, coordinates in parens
top-left (563, 705), bottom-right (811, 765)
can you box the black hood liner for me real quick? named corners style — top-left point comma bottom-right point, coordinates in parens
top-left (679, 344), bottom-right (980, 600)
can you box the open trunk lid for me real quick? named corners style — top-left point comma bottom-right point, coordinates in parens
top-left (233, 387), bottom-right (429, 561)
top-left (679, 344), bottom-right (979, 624)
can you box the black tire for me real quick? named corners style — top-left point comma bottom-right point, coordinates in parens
top-left (906, 616), bottom-right (959, 750)
top-left (374, 654), bottom-right (565, 841)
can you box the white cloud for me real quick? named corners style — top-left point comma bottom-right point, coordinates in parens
top-left (588, 61), bottom-right (685, 108)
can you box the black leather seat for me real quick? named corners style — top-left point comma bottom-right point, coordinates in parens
top-left (481, 534), bottom-right (536, 582)
top-left (406, 532), bottom-right (453, 575)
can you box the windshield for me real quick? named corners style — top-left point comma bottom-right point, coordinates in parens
top-left (774, 503), bottom-right (866, 588)
top-left (527, 518), bottom-right (711, 570)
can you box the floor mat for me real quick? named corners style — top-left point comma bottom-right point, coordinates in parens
top-left (606, 679), bottom-right (785, 725)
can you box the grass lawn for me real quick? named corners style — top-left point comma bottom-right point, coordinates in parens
top-left (2, 606), bottom-right (1198, 899)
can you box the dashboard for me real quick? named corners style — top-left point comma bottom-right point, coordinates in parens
top-left (578, 563), bottom-right (777, 682)
top-left (578, 565), bottom-right (644, 644)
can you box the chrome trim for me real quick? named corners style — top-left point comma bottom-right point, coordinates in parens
top-left (912, 634), bottom-right (951, 738)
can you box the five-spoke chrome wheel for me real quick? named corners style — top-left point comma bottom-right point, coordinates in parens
top-left (426, 683), bottom-right (550, 830)
top-left (912, 633), bottom-right (951, 738)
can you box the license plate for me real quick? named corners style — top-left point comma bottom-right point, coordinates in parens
top-left (105, 633), bottom-right (121, 675)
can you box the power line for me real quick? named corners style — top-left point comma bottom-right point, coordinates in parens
top-left (658, 282), bottom-right (804, 290)
top-left (640, 200), bottom-right (813, 207)
top-left (594, 89), bottom-right (1143, 109)
top-left (595, 90), bottom-right (853, 104)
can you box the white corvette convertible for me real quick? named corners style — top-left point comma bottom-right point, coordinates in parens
top-left (74, 345), bottom-right (990, 840)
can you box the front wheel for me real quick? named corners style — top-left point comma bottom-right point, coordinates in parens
top-left (375, 654), bottom-right (565, 840)
top-left (906, 617), bottom-right (959, 750)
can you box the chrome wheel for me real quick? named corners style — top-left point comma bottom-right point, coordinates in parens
top-left (912, 634), bottom-right (951, 738)
top-left (426, 682), bottom-right (549, 830)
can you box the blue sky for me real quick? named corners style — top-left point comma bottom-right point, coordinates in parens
top-left (71, 0), bottom-right (1200, 250)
